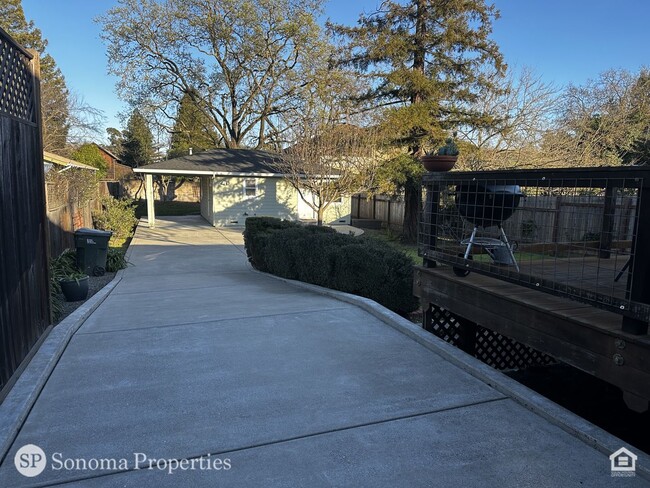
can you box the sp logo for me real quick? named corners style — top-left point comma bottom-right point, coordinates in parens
top-left (14, 444), bottom-right (47, 477)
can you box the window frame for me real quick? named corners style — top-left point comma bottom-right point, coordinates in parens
top-left (243, 178), bottom-right (257, 199)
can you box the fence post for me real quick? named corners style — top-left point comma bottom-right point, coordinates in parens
top-left (623, 182), bottom-right (650, 335)
top-left (551, 196), bottom-right (562, 243)
top-left (387, 198), bottom-right (392, 231)
top-left (372, 195), bottom-right (376, 220)
top-left (599, 185), bottom-right (615, 259)
top-left (422, 182), bottom-right (439, 268)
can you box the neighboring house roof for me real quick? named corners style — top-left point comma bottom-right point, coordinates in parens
top-left (95, 144), bottom-right (123, 163)
top-left (133, 148), bottom-right (286, 176)
top-left (43, 151), bottom-right (98, 171)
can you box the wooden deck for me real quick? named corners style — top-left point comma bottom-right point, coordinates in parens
top-left (414, 264), bottom-right (650, 411)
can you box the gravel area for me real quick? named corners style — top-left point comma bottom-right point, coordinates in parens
top-left (54, 272), bottom-right (117, 325)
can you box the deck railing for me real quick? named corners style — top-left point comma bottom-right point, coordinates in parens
top-left (419, 166), bottom-right (650, 334)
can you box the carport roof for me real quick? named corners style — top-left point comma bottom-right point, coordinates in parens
top-left (133, 148), bottom-right (285, 176)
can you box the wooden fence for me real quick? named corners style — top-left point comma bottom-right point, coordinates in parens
top-left (353, 192), bottom-right (637, 243)
top-left (45, 180), bottom-right (103, 257)
top-left (0, 28), bottom-right (50, 395)
top-left (351, 194), bottom-right (405, 232)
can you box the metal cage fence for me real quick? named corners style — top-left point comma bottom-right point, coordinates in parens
top-left (419, 167), bottom-right (650, 327)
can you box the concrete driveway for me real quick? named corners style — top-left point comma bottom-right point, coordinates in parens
top-left (0, 216), bottom-right (646, 487)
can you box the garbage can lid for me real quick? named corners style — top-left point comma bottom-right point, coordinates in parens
top-left (74, 228), bottom-right (113, 237)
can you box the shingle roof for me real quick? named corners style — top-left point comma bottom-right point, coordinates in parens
top-left (133, 148), bottom-right (285, 175)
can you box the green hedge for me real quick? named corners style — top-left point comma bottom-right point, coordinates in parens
top-left (243, 217), bottom-right (418, 314)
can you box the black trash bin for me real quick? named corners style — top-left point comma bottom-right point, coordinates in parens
top-left (74, 228), bottom-right (113, 276)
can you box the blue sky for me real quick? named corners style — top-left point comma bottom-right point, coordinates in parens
top-left (22, 0), bottom-right (650, 143)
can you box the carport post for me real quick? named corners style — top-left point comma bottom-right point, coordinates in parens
top-left (145, 173), bottom-right (155, 228)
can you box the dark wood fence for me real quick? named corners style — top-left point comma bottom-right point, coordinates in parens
top-left (0, 28), bottom-right (50, 395)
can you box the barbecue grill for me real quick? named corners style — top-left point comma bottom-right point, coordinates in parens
top-left (453, 183), bottom-right (524, 276)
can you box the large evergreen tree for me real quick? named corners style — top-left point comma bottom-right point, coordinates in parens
top-left (122, 109), bottom-right (154, 167)
top-left (331, 0), bottom-right (504, 241)
top-left (168, 89), bottom-right (220, 159)
top-left (0, 0), bottom-right (70, 152)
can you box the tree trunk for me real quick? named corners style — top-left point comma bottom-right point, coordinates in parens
top-left (401, 0), bottom-right (427, 244)
top-left (402, 184), bottom-right (421, 243)
top-left (317, 207), bottom-right (324, 226)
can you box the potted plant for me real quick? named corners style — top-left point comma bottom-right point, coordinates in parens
top-left (421, 137), bottom-right (459, 172)
top-left (59, 270), bottom-right (90, 302)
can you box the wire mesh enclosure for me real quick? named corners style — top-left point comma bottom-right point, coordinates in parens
top-left (420, 167), bottom-right (650, 328)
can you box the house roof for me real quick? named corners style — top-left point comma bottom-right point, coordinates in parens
top-left (43, 151), bottom-right (98, 171)
top-left (133, 148), bottom-right (285, 176)
top-left (95, 144), bottom-right (123, 162)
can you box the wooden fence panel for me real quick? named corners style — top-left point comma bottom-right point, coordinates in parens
top-left (352, 194), bottom-right (406, 232)
top-left (0, 29), bottom-right (50, 394)
top-left (353, 192), bottom-right (637, 241)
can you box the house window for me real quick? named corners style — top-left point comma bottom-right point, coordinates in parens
top-left (244, 178), bottom-right (257, 198)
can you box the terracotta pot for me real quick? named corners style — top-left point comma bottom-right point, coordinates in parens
top-left (421, 155), bottom-right (457, 172)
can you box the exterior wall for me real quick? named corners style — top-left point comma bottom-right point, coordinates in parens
top-left (212, 176), bottom-right (298, 226)
top-left (297, 192), bottom-right (351, 224)
top-left (96, 145), bottom-right (132, 182)
top-left (200, 176), bottom-right (213, 224)
top-left (323, 196), bottom-right (352, 225)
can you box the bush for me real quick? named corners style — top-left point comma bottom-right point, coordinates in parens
top-left (93, 196), bottom-right (138, 246)
top-left (106, 248), bottom-right (129, 272)
top-left (49, 249), bottom-right (82, 320)
top-left (244, 217), bottom-right (418, 314)
top-left (243, 217), bottom-right (299, 271)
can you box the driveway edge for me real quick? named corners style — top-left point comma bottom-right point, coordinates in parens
top-left (256, 270), bottom-right (650, 480)
top-left (0, 272), bottom-right (124, 464)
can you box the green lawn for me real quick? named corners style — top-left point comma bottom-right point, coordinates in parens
top-left (361, 228), bottom-right (420, 264)
top-left (135, 200), bottom-right (201, 218)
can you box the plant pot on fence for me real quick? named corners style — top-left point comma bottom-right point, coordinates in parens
top-left (421, 155), bottom-right (458, 172)
top-left (59, 276), bottom-right (89, 302)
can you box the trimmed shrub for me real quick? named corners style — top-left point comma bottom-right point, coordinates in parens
top-left (243, 217), bottom-right (299, 271)
top-left (243, 217), bottom-right (418, 314)
top-left (264, 226), bottom-right (340, 283)
top-left (332, 238), bottom-right (418, 313)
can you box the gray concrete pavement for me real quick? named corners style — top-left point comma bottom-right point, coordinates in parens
top-left (0, 216), bottom-right (647, 487)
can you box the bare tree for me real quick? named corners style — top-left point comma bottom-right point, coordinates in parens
top-left (274, 124), bottom-right (379, 226)
top-left (456, 67), bottom-right (558, 170)
top-left (544, 69), bottom-right (650, 167)
top-left (99, 0), bottom-right (326, 149)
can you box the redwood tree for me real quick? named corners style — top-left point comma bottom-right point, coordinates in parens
top-left (331, 0), bottom-right (504, 241)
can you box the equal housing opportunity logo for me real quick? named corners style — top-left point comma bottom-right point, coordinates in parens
top-left (14, 444), bottom-right (231, 478)
top-left (609, 447), bottom-right (637, 478)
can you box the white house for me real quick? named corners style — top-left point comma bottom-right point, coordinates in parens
top-left (133, 148), bottom-right (351, 228)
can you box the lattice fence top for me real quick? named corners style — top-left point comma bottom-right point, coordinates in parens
top-left (0, 31), bottom-right (35, 123)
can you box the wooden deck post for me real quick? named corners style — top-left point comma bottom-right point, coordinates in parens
top-left (145, 174), bottom-right (155, 228)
